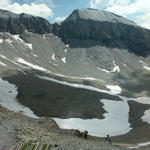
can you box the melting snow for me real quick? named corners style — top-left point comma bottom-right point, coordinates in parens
top-left (106, 85), bottom-right (122, 94)
top-left (16, 58), bottom-right (47, 71)
top-left (52, 53), bottom-right (56, 60)
top-left (53, 99), bottom-right (131, 137)
top-left (111, 60), bottom-right (120, 72)
top-left (0, 78), bottom-right (38, 118)
top-left (0, 39), bottom-right (3, 43)
top-left (61, 57), bottom-right (66, 63)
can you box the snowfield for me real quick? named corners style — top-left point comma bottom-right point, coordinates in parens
top-left (1, 73), bottom-right (150, 138)
top-left (0, 78), bottom-right (38, 118)
top-left (53, 99), bottom-right (132, 137)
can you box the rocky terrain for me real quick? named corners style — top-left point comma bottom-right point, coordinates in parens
top-left (0, 8), bottom-right (150, 149)
top-left (0, 106), bottom-right (131, 150)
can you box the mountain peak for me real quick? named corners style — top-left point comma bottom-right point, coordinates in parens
top-left (0, 9), bottom-right (52, 34)
top-left (65, 8), bottom-right (136, 26)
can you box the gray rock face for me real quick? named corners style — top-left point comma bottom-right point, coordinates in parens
top-left (0, 9), bottom-right (52, 34)
top-left (59, 8), bottom-right (150, 56)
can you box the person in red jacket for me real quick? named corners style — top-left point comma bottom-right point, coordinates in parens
top-left (83, 130), bottom-right (88, 139)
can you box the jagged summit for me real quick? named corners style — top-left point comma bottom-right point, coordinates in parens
top-left (64, 8), bottom-right (136, 26)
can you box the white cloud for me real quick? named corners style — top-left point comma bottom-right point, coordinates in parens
top-left (0, 0), bottom-right (53, 18)
top-left (55, 16), bottom-right (67, 22)
top-left (90, 0), bottom-right (150, 29)
top-left (136, 13), bottom-right (150, 29)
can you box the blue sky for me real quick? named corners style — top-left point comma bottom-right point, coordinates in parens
top-left (0, 0), bottom-right (150, 29)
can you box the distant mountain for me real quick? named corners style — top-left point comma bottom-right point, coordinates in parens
top-left (0, 9), bottom-right (52, 34)
top-left (0, 8), bottom-right (150, 143)
top-left (57, 8), bottom-right (150, 56)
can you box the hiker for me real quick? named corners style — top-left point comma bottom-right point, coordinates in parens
top-left (83, 130), bottom-right (88, 139)
top-left (106, 134), bottom-right (112, 144)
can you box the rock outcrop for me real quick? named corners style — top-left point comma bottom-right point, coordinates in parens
top-left (0, 9), bottom-right (52, 34)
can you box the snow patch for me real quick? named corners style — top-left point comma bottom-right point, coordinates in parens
top-left (143, 66), bottom-right (150, 71)
top-left (97, 61), bottom-right (120, 73)
top-left (0, 61), bottom-right (7, 67)
top-left (106, 85), bottom-right (122, 94)
top-left (64, 49), bottom-right (68, 53)
top-left (132, 97), bottom-right (150, 104)
top-left (97, 67), bottom-right (110, 73)
top-left (141, 109), bottom-right (150, 124)
top-left (66, 44), bottom-right (69, 48)
top-left (0, 78), bottom-right (38, 118)
top-left (111, 60), bottom-right (120, 72)
top-left (43, 34), bottom-right (46, 39)
top-left (5, 39), bottom-right (13, 44)
top-left (0, 54), bottom-right (29, 68)
top-left (38, 75), bottom-right (114, 95)
top-left (52, 53), bottom-right (56, 60)
top-left (12, 35), bottom-right (33, 50)
top-left (129, 141), bottom-right (150, 149)
top-left (0, 39), bottom-right (3, 44)
top-left (53, 99), bottom-right (131, 137)
top-left (123, 64), bottom-right (127, 67)
top-left (139, 60), bottom-right (150, 71)
top-left (26, 43), bottom-right (33, 50)
top-left (16, 58), bottom-right (47, 71)
top-left (31, 54), bottom-right (38, 57)
top-left (61, 57), bottom-right (66, 63)
top-left (0, 54), bottom-right (7, 59)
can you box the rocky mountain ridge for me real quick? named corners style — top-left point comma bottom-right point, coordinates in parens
top-left (0, 9), bottom-right (52, 34)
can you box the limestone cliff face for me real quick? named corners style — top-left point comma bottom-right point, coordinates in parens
top-left (0, 9), bottom-right (52, 34)
top-left (59, 8), bottom-right (150, 56)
